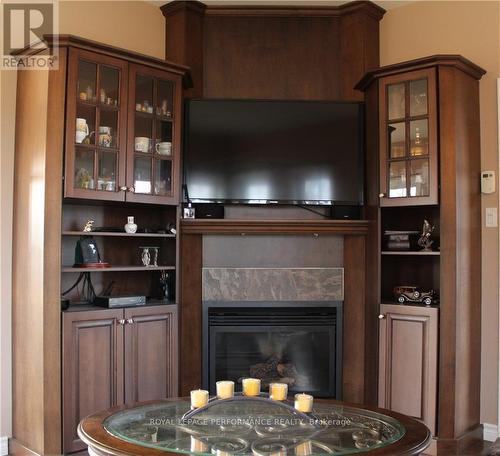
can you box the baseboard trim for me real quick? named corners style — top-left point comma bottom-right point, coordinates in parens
top-left (437, 424), bottom-right (484, 454)
top-left (0, 437), bottom-right (8, 456)
top-left (484, 423), bottom-right (498, 442)
top-left (8, 438), bottom-right (40, 456)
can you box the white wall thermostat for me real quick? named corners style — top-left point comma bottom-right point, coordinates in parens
top-left (481, 171), bottom-right (495, 194)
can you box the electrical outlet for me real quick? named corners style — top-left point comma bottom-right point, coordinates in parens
top-left (485, 207), bottom-right (498, 227)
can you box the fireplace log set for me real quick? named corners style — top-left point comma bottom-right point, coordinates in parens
top-left (243, 356), bottom-right (308, 388)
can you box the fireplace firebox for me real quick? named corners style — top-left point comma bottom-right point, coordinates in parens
top-left (202, 302), bottom-right (342, 398)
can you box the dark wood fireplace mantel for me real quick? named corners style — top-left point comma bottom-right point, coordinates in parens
top-left (181, 218), bottom-right (370, 235)
top-left (179, 218), bottom-right (373, 406)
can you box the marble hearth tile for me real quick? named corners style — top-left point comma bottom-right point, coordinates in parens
top-left (202, 268), bottom-right (343, 301)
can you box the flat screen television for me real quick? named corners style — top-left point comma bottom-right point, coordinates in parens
top-left (183, 99), bottom-right (364, 206)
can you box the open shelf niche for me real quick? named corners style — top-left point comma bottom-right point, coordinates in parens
top-left (380, 205), bottom-right (440, 304)
top-left (61, 201), bottom-right (179, 307)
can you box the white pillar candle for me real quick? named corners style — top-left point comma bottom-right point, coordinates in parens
top-left (242, 378), bottom-right (261, 396)
top-left (216, 380), bottom-right (235, 399)
top-left (294, 393), bottom-right (313, 413)
top-left (295, 441), bottom-right (312, 456)
top-left (190, 389), bottom-right (209, 408)
top-left (269, 383), bottom-right (288, 401)
top-left (191, 436), bottom-right (208, 453)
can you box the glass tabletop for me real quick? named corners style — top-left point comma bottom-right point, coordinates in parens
top-left (103, 398), bottom-right (405, 455)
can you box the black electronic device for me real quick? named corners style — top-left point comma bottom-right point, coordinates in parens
top-left (94, 295), bottom-right (146, 308)
top-left (329, 205), bottom-right (362, 220)
top-left (184, 99), bottom-right (364, 206)
top-left (193, 203), bottom-right (225, 219)
top-left (74, 236), bottom-right (110, 268)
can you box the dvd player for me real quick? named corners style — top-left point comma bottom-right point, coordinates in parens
top-left (94, 295), bottom-right (146, 308)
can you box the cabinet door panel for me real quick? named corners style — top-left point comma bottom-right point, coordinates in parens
top-left (126, 64), bottom-right (182, 205)
top-left (378, 304), bottom-right (438, 434)
top-left (124, 305), bottom-right (178, 403)
top-left (379, 68), bottom-right (438, 206)
top-left (65, 48), bottom-right (128, 201)
top-left (62, 309), bottom-right (124, 453)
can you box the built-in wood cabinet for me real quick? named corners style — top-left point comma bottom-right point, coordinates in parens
top-left (64, 44), bottom-right (185, 205)
top-left (62, 304), bottom-right (178, 453)
top-left (357, 56), bottom-right (484, 451)
top-left (378, 304), bottom-right (438, 434)
top-left (124, 305), bottom-right (178, 403)
top-left (62, 308), bottom-right (125, 453)
top-left (378, 68), bottom-right (438, 206)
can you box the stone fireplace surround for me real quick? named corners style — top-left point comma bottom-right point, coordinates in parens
top-left (201, 266), bottom-right (344, 397)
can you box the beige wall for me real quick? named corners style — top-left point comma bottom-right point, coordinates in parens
top-left (0, 1), bottom-right (165, 440)
top-left (380, 0), bottom-right (500, 426)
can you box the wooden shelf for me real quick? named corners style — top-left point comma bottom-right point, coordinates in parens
top-left (62, 231), bottom-right (175, 238)
top-left (181, 218), bottom-right (370, 235)
top-left (61, 265), bottom-right (176, 273)
top-left (381, 251), bottom-right (440, 256)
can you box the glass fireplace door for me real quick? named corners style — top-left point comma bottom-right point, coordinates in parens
top-left (208, 324), bottom-right (338, 398)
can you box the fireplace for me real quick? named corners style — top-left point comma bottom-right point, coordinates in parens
top-left (202, 301), bottom-right (342, 398)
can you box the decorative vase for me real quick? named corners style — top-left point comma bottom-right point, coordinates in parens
top-left (124, 216), bottom-right (137, 233)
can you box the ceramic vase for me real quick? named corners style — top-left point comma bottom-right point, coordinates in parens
top-left (125, 216), bottom-right (137, 233)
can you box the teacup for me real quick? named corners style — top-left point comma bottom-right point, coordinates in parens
top-left (155, 141), bottom-right (172, 156)
top-left (135, 137), bottom-right (150, 153)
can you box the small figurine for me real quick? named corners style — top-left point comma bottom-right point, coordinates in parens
top-left (83, 220), bottom-right (94, 232)
top-left (418, 219), bottom-right (435, 252)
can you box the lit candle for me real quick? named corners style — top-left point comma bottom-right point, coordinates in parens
top-left (216, 380), bottom-right (235, 399)
top-left (295, 441), bottom-right (313, 456)
top-left (190, 436), bottom-right (208, 453)
top-left (294, 393), bottom-right (313, 413)
top-left (269, 383), bottom-right (288, 401)
top-left (242, 378), bottom-right (261, 396)
top-left (190, 389), bottom-right (209, 408)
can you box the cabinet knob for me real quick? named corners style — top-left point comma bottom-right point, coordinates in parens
top-left (128, 186), bottom-right (135, 193)
top-left (118, 319), bottom-right (126, 325)
top-left (379, 193), bottom-right (386, 198)
top-left (378, 314), bottom-right (386, 320)
top-left (127, 318), bottom-right (134, 324)
top-left (120, 186), bottom-right (128, 191)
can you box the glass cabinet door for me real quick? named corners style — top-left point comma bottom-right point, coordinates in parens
top-left (65, 49), bottom-right (128, 201)
top-left (379, 68), bottom-right (438, 206)
top-left (126, 64), bottom-right (180, 205)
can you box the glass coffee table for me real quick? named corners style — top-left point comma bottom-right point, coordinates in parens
top-left (78, 398), bottom-right (431, 456)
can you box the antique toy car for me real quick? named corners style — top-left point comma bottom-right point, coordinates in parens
top-left (393, 286), bottom-right (436, 306)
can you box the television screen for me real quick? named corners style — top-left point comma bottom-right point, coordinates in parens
top-left (183, 99), bottom-right (364, 205)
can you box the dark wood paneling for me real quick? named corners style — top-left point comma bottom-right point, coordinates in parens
top-left (181, 219), bottom-right (369, 235)
top-left (362, 81), bottom-right (380, 406)
top-left (62, 309), bottom-right (124, 453)
top-left (438, 66), bottom-right (482, 440)
top-left (161, 1), bottom-right (205, 98)
top-left (203, 15), bottom-right (340, 100)
top-left (179, 234), bottom-right (203, 395)
top-left (343, 235), bottom-right (366, 404)
top-left (124, 305), bottom-right (178, 403)
top-left (339, 8), bottom-right (380, 101)
top-left (162, 1), bottom-right (384, 100)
